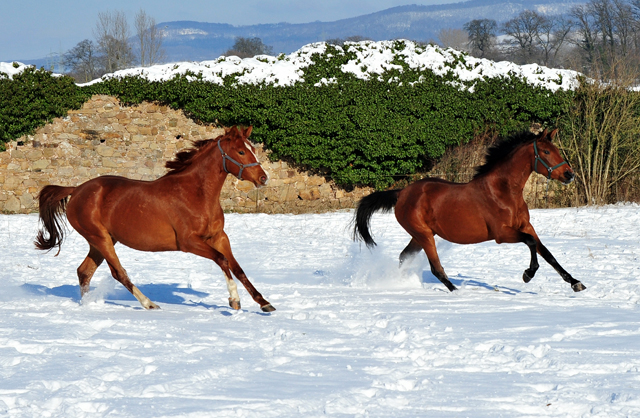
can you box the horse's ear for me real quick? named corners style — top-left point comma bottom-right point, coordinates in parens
top-left (540, 128), bottom-right (549, 138)
top-left (549, 128), bottom-right (559, 141)
top-left (244, 126), bottom-right (253, 137)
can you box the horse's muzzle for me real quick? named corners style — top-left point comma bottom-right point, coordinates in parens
top-left (562, 170), bottom-right (575, 185)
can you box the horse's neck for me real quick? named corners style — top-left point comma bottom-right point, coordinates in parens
top-left (484, 145), bottom-right (534, 194)
top-left (174, 148), bottom-right (228, 200)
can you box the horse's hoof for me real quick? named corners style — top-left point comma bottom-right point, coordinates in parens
top-left (523, 271), bottom-right (533, 283)
top-left (572, 282), bottom-right (586, 292)
top-left (229, 299), bottom-right (241, 310)
top-left (260, 304), bottom-right (276, 312)
top-left (147, 303), bottom-right (161, 310)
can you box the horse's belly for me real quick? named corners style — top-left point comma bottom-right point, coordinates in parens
top-left (432, 211), bottom-right (490, 245)
top-left (110, 216), bottom-right (178, 252)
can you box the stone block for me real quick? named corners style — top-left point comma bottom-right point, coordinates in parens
top-left (32, 159), bottom-right (50, 170)
top-left (236, 180), bottom-right (255, 193)
top-left (27, 150), bottom-right (44, 160)
top-left (102, 158), bottom-right (118, 168)
top-left (3, 196), bottom-right (21, 213)
top-left (96, 145), bottom-right (114, 157)
top-left (20, 192), bottom-right (34, 209)
top-left (300, 187), bottom-right (321, 201)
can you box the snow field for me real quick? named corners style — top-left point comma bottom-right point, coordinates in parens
top-left (0, 205), bottom-right (639, 417)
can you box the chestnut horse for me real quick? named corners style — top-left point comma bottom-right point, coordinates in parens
top-left (35, 126), bottom-right (276, 312)
top-left (353, 128), bottom-right (586, 293)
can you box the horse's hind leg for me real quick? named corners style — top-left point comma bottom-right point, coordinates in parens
top-left (77, 245), bottom-right (105, 297)
top-left (85, 233), bottom-right (159, 310)
top-left (399, 238), bottom-right (422, 267)
top-left (408, 230), bottom-right (457, 292)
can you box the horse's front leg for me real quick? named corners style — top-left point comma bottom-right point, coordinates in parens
top-left (208, 232), bottom-right (275, 312)
top-left (520, 233), bottom-right (539, 284)
top-left (518, 226), bottom-right (586, 292)
top-left (536, 241), bottom-right (586, 292)
top-left (496, 227), bottom-right (540, 284)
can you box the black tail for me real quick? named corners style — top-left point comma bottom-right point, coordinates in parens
top-left (353, 189), bottom-right (400, 248)
top-left (34, 185), bottom-right (75, 254)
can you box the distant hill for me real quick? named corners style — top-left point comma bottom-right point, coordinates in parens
top-left (20, 0), bottom-right (583, 68)
top-left (158, 0), bottom-right (583, 62)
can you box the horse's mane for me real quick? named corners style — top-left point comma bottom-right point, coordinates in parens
top-left (165, 137), bottom-right (219, 175)
top-left (473, 130), bottom-right (538, 179)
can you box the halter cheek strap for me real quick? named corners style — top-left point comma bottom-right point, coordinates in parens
top-left (218, 139), bottom-right (259, 181)
top-left (533, 140), bottom-right (567, 179)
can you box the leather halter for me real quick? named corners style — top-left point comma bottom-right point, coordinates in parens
top-left (218, 139), bottom-right (259, 180)
top-left (533, 140), bottom-right (567, 179)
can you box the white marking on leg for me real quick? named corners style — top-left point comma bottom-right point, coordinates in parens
top-left (225, 273), bottom-right (240, 302)
top-left (132, 286), bottom-right (160, 310)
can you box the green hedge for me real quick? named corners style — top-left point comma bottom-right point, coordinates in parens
top-left (1, 44), bottom-right (574, 188)
top-left (0, 65), bottom-right (89, 150)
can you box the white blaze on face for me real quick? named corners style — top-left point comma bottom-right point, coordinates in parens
top-left (244, 140), bottom-right (259, 162)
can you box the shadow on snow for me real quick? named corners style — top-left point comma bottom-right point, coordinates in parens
top-left (420, 271), bottom-right (532, 295)
top-left (21, 282), bottom-right (210, 305)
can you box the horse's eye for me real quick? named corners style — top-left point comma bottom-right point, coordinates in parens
top-left (543, 150), bottom-right (550, 155)
top-left (238, 151), bottom-right (245, 155)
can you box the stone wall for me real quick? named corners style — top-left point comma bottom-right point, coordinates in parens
top-left (0, 95), bottom-right (372, 214)
top-left (1, 95), bottom-right (560, 214)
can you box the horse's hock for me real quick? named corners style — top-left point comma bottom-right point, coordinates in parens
top-left (0, 95), bottom-right (372, 214)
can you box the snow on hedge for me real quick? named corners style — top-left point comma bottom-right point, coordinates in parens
top-left (0, 61), bottom-right (33, 79)
top-left (2, 40), bottom-right (580, 92)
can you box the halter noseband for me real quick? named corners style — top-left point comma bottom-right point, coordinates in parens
top-left (533, 140), bottom-right (567, 179)
top-left (218, 139), bottom-right (260, 180)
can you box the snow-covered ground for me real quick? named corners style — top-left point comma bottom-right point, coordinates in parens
top-left (1, 205), bottom-right (639, 417)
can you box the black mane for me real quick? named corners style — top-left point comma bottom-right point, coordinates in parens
top-left (473, 131), bottom-right (538, 178)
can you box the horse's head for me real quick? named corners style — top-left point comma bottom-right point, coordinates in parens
top-left (218, 126), bottom-right (268, 187)
top-left (532, 129), bottom-right (575, 185)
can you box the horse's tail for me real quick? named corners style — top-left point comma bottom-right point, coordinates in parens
top-left (34, 185), bottom-right (75, 254)
top-left (353, 189), bottom-right (401, 248)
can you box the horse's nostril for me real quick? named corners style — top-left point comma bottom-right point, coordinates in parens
top-left (564, 171), bottom-right (575, 183)
top-left (260, 175), bottom-right (268, 184)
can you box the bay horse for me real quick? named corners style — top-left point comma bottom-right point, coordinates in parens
top-left (353, 128), bottom-right (586, 293)
top-left (35, 126), bottom-right (276, 312)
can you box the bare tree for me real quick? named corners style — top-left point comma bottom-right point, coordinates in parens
top-left (503, 11), bottom-right (574, 67)
top-left (570, 0), bottom-right (640, 75)
top-left (437, 28), bottom-right (469, 52)
top-left (62, 39), bottom-right (104, 82)
top-left (326, 35), bottom-right (373, 47)
top-left (463, 19), bottom-right (497, 58)
top-left (570, 4), bottom-right (600, 68)
top-left (134, 9), bottom-right (166, 67)
top-left (94, 10), bottom-right (135, 73)
top-left (224, 37), bottom-right (274, 58)
top-left (536, 15), bottom-right (574, 67)
top-left (503, 10), bottom-right (544, 64)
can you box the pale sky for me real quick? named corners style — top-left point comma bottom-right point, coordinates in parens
top-left (0, 0), bottom-right (462, 62)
